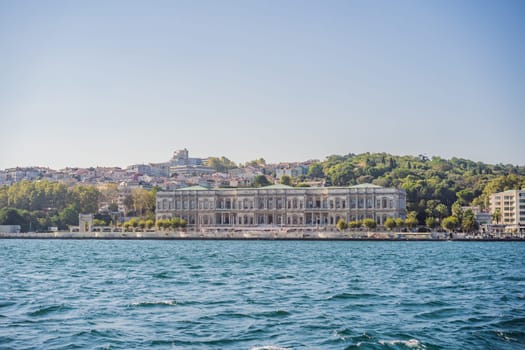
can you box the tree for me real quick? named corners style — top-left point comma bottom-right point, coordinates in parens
top-left (93, 219), bottom-right (106, 226)
top-left (69, 185), bottom-right (101, 213)
top-left (491, 208), bottom-right (501, 224)
top-left (395, 218), bottom-right (405, 231)
top-left (0, 208), bottom-right (25, 227)
top-left (362, 218), bottom-right (377, 230)
top-left (307, 163), bottom-right (324, 178)
top-left (59, 205), bottom-right (79, 226)
top-left (405, 216), bottom-right (418, 230)
top-left (435, 204), bottom-right (449, 220)
top-left (145, 219), bottom-right (155, 229)
top-left (128, 218), bottom-right (139, 230)
top-left (253, 175), bottom-right (271, 187)
top-left (441, 216), bottom-right (459, 232)
top-left (280, 175), bottom-right (292, 186)
top-left (451, 201), bottom-right (464, 221)
top-left (405, 211), bottom-right (419, 230)
top-left (123, 194), bottom-right (134, 215)
top-left (425, 217), bottom-right (438, 229)
top-left (156, 219), bottom-right (170, 230)
top-left (457, 189), bottom-right (475, 205)
top-left (0, 186), bottom-right (8, 208)
top-left (245, 158), bottom-right (266, 167)
top-left (384, 217), bottom-right (396, 231)
top-left (171, 217), bottom-right (181, 228)
top-left (207, 157), bottom-right (238, 173)
top-left (336, 219), bottom-right (348, 231)
top-left (348, 220), bottom-right (362, 229)
top-left (461, 209), bottom-right (478, 233)
top-left (132, 189), bottom-right (156, 218)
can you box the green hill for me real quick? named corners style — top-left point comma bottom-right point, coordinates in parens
top-left (306, 153), bottom-right (525, 223)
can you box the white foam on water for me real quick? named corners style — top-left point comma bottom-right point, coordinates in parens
top-left (250, 346), bottom-right (291, 350)
top-left (129, 300), bottom-right (177, 307)
top-left (379, 339), bottom-right (424, 348)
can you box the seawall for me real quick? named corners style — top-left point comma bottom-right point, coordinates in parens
top-left (0, 231), bottom-right (522, 241)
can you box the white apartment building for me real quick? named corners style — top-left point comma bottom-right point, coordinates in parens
top-left (490, 189), bottom-right (525, 233)
top-left (156, 183), bottom-right (406, 229)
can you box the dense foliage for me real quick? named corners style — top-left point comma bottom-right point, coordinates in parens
top-left (0, 181), bottom-right (156, 232)
top-left (207, 157), bottom-right (238, 173)
top-left (305, 153), bottom-right (525, 225)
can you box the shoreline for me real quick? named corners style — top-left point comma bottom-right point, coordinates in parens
top-left (0, 231), bottom-right (523, 241)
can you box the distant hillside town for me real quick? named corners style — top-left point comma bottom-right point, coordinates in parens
top-left (0, 148), bottom-right (317, 191)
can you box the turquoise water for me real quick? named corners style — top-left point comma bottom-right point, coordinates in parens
top-left (0, 240), bottom-right (524, 349)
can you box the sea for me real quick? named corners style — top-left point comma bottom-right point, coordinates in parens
top-left (0, 240), bottom-right (524, 350)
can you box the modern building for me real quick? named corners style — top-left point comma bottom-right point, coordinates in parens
top-left (489, 189), bottom-right (525, 233)
top-left (156, 183), bottom-right (406, 229)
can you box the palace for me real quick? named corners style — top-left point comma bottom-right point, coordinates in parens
top-left (156, 183), bottom-right (406, 229)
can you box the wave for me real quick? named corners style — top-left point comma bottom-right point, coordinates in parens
top-left (73, 328), bottom-right (125, 340)
top-left (129, 300), bottom-right (177, 308)
top-left (327, 292), bottom-right (377, 301)
top-left (251, 346), bottom-right (291, 350)
top-left (0, 301), bottom-right (15, 308)
top-left (28, 304), bottom-right (71, 317)
top-left (493, 330), bottom-right (525, 343)
top-left (493, 316), bottom-right (525, 328)
top-left (153, 271), bottom-right (170, 279)
top-left (415, 307), bottom-right (459, 320)
top-left (379, 338), bottom-right (425, 348)
top-left (255, 310), bottom-right (290, 317)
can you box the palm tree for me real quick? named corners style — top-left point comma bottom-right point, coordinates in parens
top-left (491, 208), bottom-right (501, 224)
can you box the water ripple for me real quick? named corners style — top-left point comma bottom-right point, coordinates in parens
top-left (0, 240), bottom-right (524, 349)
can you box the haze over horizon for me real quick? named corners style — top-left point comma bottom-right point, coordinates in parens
top-left (1, 0), bottom-right (524, 169)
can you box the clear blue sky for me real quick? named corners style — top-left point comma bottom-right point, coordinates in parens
top-left (1, 0), bottom-right (524, 169)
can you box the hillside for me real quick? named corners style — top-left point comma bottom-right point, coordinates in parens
top-left (305, 153), bottom-right (525, 222)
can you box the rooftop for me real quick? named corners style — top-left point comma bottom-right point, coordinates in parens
top-left (179, 185), bottom-right (209, 191)
top-left (349, 183), bottom-right (383, 189)
top-left (261, 184), bottom-right (294, 190)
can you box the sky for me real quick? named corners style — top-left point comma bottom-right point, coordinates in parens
top-left (1, 0), bottom-right (524, 169)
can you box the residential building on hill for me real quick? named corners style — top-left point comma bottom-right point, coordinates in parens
top-left (156, 183), bottom-right (406, 229)
top-left (490, 189), bottom-right (525, 233)
top-left (275, 164), bottom-right (308, 178)
top-left (168, 148), bottom-right (214, 176)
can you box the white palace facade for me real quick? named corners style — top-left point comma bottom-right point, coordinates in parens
top-left (156, 183), bottom-right (406, 229)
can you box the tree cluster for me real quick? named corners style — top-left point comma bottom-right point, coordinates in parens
top-left (155, 217), bottom-right (187, 230)
top-left (0, 180), bottom-right (157, 232)
top-left (0, 181), bottom-right (102, 231)
top-left (305, 153), bottom-right (525, 227)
